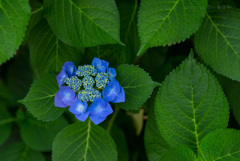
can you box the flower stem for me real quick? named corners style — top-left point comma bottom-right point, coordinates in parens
top-left (0, 118), bottom-right (18, 125)
top-left (31, 6), bottom-right (43, 15)
top-left (107, 107), bottom-right (119, 133)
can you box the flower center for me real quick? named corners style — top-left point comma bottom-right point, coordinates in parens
top-left (64, 65), bottom-right (110, 102)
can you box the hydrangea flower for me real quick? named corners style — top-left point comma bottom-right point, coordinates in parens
top-left (54, 58), bottom-right (125, 125)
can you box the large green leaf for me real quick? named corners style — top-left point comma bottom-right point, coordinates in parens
top-left (0, 0), bottom-right (31, 65)
top-left (19, 114), bottom-right (68, 151)
top-left (44, 0), bottom-right (122, 48)
top-left (24, 0), bottom-right (44, 42)
top-left (0, 141), bottom-right (45, 161)
top-left (52, 120), bottom-right (117, 161)
top-left (224, 81), bottom-right (240, 125)
top-left (117, 0), bottom-right (140, 62)
top-left (83, 45), bottom-right (124, 68)
top-left (137, 0), bottom-right (207, 56)
top-left (194, 9), bottom-right (240, 81)
top-left (116, 65), bottom-right (158, 110)
top-left (106, 124), bottom-right (129, 161)
top-left (144, 105), bottom-right (170, 161)
top-left (6, 46), bottom-right (33, 101)
top-left (160, 147), bottom-right (196, 161)
top-left (19, 74), bottom-right (65, 121)
top-left (29, 19), bottom-right (83, 76)
top-left (0, 80), bottom-right (14, 105)
top-left (155, 53), bottom-right (229, 152)
top-left (198, 129), bottom-right (240, 160)
top-left (0, 102), bottom-right (12, 145)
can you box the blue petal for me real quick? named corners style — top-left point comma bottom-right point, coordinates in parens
top-left (69, 99), bottom-right (88, 115)
top-left (91, 57), bottom-right (101, 67)
top-left (101, 60), bottom-right (109, 69)
top-left (91, 57), bottom-right (109, 73)
top-left (75, 112), bottom-right (90, 122)
top-left (54, 93), bottom-right (67, 108)
top-left (56, 70), bottom-right (68, 87)
top-left (107, 68), bottom-right (116, 78)
top-left (102, 81), bottom-right (120, 102)
top-left (62, 62), bottom-right (77, 77)
top-left (97, 66), bottom-right (107, 73)
top-left (87, 98), bottom-right (106, 115)
top-left (58, 86), bottom-right (77, 106)
top-left (98, 102), bottom-right (113, 117)
top-left (109, 77), bottom-right (117, 82)
top-left (89, 114), bottom-right (107, 125)
top-left (112, 86), bottom-right (125, 103)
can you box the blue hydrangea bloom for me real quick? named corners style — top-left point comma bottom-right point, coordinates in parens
top-left (55, 86), bottom-right (77, 107)
top-left (54, 58), bottom-right (125, 125)
top-left (57, 62), bottom-right (77, 87)
top-left (92, 57), bottom-right (109, 73)
top-left (62, 62), bottom-right (77, 77)
top-left (69, 99), bottom-right (89, 121)
top-left (88, 98), bottom-right (113, 124)
top-left (102, 81), bottom-right (125, 103)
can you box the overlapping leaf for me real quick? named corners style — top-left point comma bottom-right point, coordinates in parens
top-left (0, 0), bottom-right (31, 65)
top-left (19, 74), bottom-right (65, 121)
top-left (0, 102), bottom-right (12, 145)
top-left (198, 129), bottom-right (240, 160)
top-left (144, 105), bottom-right (170, 161)
top-left (225, 81), bottom-right (240, 125)
top-left (116, 65), bottom-right (158, 110)
top-left (106, 124), bottom-right (129, 161)
top-left (0, 142), bottom-right (45, 161)
top-left (44, 0), bottom-right (122, 48)
top-left (195, 9), bottom-right (240, 81)
top-left (137, 0), bottom-right (207, 56)
top-left (19, 115), bottom-right (68, 151)
top-left (155, 53), bottom-right (229, 152)
top-left (160, 147), bottom-right (196, 161)
top-left (52, 120), bottom-right (117, 161)
top-left (29, 19), bottom-right (83, 76)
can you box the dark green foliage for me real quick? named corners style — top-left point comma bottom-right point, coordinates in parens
top-left (20, 74), bottom-right (65, 121)
top-left (19, 114), bottom-right (68, 151)
top-left (198, 129), bottom-right (240, 160)
top-left (155, 53), bottom-right (229, 152)
top-left (52, 120), bottom-right (118, 161)
top-left (1, 0), bottom-right (240, 160)
top-left (116, 64), bottom-right (159, 110)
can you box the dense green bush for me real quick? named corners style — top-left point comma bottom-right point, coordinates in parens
top-left (0, 0), bottom-right (240, 160)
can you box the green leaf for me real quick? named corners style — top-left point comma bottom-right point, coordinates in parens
top-left (160, 147), bottom-right (196, 161)
top-left (24, 0), bottom-right (44, 42)
top-left (83, 45), bottom-right (124, 68)
top-left (19, 114), bottom-right (68, 151)
top-left (155, 53), bottom-right (229, 152)
top-left (29, 19), bottom-right (84, 76)
top-left (116, 65), bottom-right (158, 110)
top-left (144, 104), bottom-right (170, 161)
top-left (194, 9), bottom-right (240, 81)
top-left (137, 0), bottom-right (207, 56)
top-left (19, 74), bottom-right (65, 121)
top-left (44, 0), bottom-right (122, 48)
top-left (0, 102), bottom-right (12, 145)
top-left (6, 46), bottom-right (33, 101)
top-left (198, 129), bottom-right (240, 160)
top-left (225, 81), bottom-right (240, 125)
top-left (117, 0), bottom-right (140, 62)
top-left (52, 120), bottom-right (118, 161)
top-left (0, 0), bottom-right (31, 65)
top-left (0, 141), bottom-right (45, 161)
top-left (107, 124), bottom-right (129, 161)
top-left (0, 80), bottom-right (14, 105)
